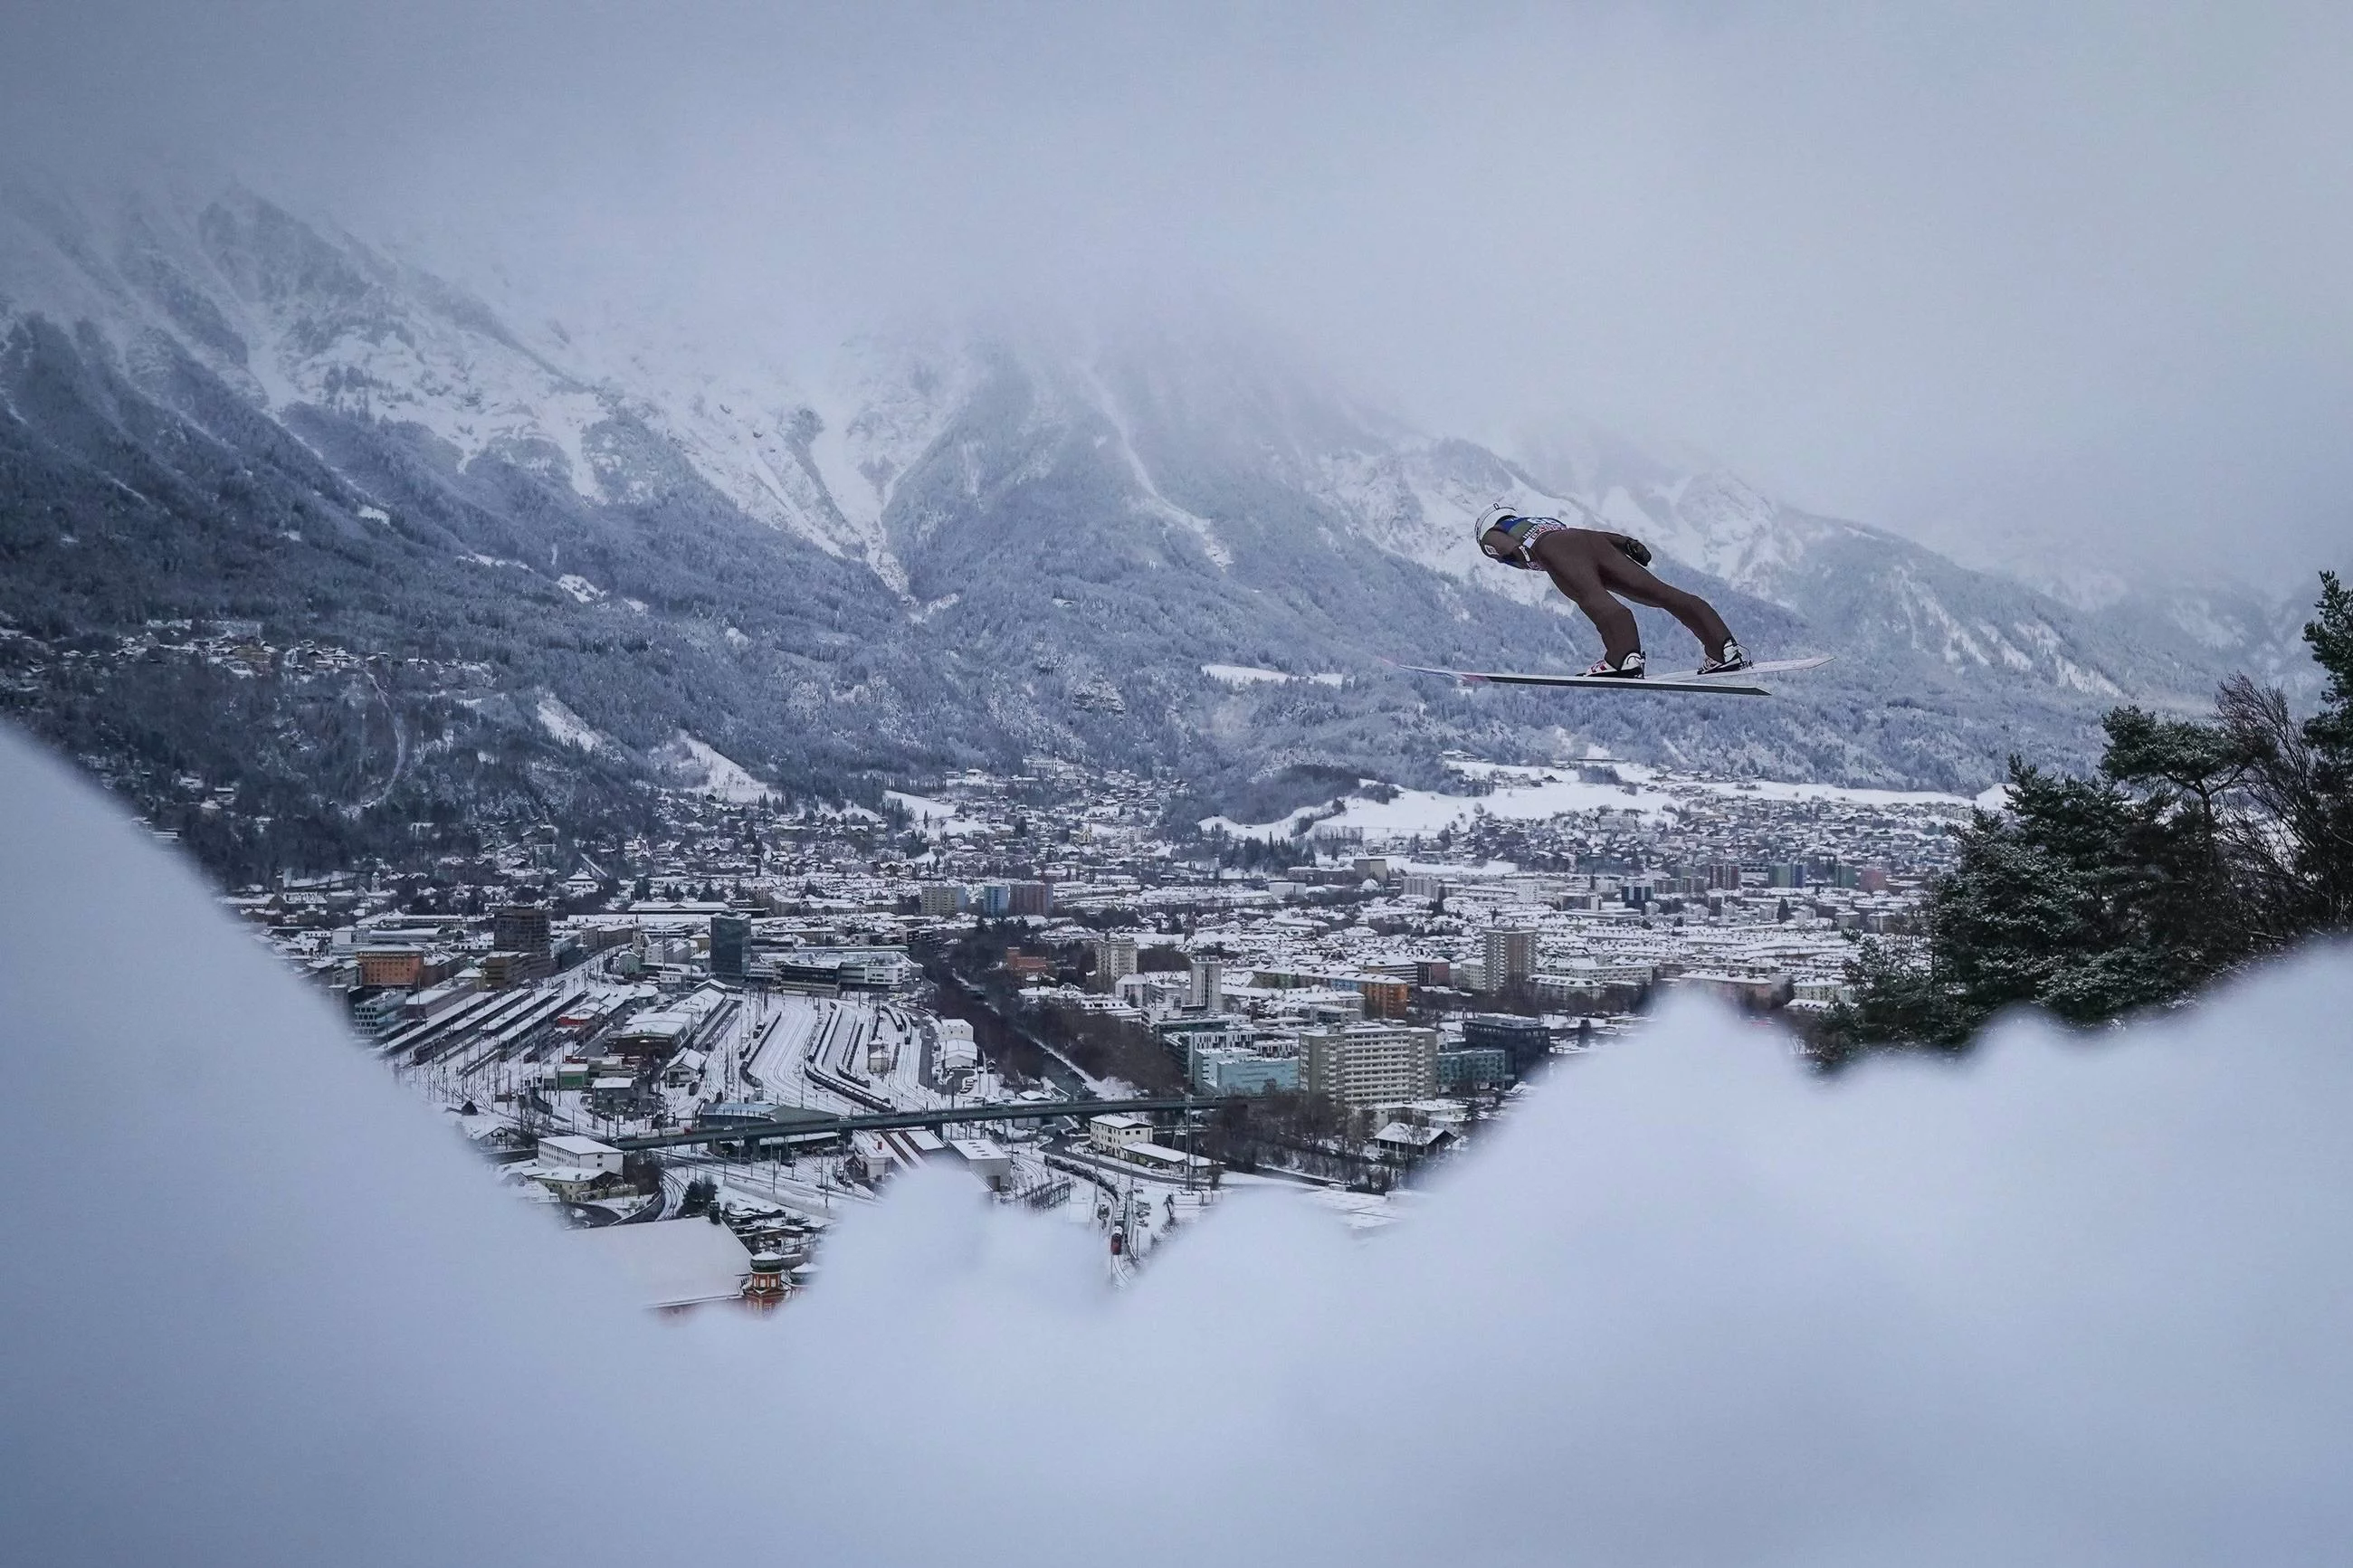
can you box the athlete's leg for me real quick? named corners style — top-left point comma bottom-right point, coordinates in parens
top-left (1594, 546), bottom-right (1734, 658)
top-left (1533, 536), bottom-right (1642, 663)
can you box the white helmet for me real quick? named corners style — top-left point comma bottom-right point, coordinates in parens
top-left (1472, 500), bottom-right (1525, 561)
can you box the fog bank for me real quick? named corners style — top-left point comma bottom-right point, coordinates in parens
top-left (4, 722), bottom-right (2349, 1565)
top-left (4, 4), bottom-right (2350, 581)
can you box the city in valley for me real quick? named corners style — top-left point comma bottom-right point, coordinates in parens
top-left (236, 746), bottom-right (1971, 1314)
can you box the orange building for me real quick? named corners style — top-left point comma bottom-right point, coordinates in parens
top-left (356, 947), bottom-right (424, 989)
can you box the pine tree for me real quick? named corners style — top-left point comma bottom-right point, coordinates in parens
top-left (2296, 571), bottom-right (2353, 920)
top-left (1829, 570), bottom-right (2353, 1056)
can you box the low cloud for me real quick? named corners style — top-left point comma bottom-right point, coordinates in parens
top-left (4, 723), bottom-right (2349, 1564)
top-left (4, 4), bottom-right (2350, 581)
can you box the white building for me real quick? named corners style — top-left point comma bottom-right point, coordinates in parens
top-left (537, 1134), bottom-right (624, 1175)
top-left (937, 1018), bottom-right (979, 1072)
top-left (1088, 1112), bottom-right (1154, 1153)
top-left (1110, 1140), bottom-right (1218, 1184)
top-left (948, 1137), bottom-right (1012, 1187)
top-left (1093, 936), bottom-right (1139, 990)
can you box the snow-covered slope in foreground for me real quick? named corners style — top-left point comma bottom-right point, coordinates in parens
top-left (7, 727), bottom-right (2352, 1567)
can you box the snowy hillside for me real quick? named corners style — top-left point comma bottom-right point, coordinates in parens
top-left (0, 184), bottom-right (906, 574)
top-left (0, 176), bottom-right (2320, 823)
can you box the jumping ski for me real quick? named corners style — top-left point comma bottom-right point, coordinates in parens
top-left (1388, 654), bottom-right (1834, 698)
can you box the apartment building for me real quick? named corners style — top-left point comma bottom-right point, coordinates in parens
top-left (1302, 1022), bottom-right (1439, 1108)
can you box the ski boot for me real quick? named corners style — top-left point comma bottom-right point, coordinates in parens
top-left (1697, 641), bottom-right (1751, 676)
top-left (1582, 650), bottom-right (1646, 679)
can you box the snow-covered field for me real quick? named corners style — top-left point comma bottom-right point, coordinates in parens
top-left (656, 732), bottom-right (775, 803)
top-left (1202, 663), bottom-right (1346, 689)
top-left (534, 695), bottom-right (606, 754)
top-left (1204, 757), bottom-right (1995, 843)
top-left (886, 790), bottom-right (988, 836)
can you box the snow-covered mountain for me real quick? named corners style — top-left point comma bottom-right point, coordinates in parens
top-left (0, 183), bottom-right (917, 570)
top-left (0, 178), bottom-right (2320, 831)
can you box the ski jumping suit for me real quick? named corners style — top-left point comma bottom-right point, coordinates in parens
top-left (1501, 521), bottom-right (1734, 667)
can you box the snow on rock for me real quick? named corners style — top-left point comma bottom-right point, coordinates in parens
top-left (1307, 444), bottom-right (1569, 614)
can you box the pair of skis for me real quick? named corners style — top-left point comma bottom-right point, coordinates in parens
top-left (1386, 655), bottom-right (1834, 698)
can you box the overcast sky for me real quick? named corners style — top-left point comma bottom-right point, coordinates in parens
top-left (5, 1), bottom-right (2349, 584)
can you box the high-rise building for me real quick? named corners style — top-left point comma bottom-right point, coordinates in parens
top-left (1007, 881), bottom-right (1053, 917)
top-left (1188, 957), bottom-right (1223, 1012)
top-left (710, 915), bottom-right (751, 980)
top-left (1481, 928), bottom-right (1538, 993)
top-left (492, 905), bottom-right (552, 959)
top-left (1094, 936), bottom-right (1139, 991)
top-left (918, 883), bottom-right (966, 917)
top-left (1301, 1023), bottom-right (1439, 1107)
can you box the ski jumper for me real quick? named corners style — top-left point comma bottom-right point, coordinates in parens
top-left (1507, 524), bottom-right (1734, 667)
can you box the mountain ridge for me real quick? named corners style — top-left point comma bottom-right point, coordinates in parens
top-left (0, 179), bottom-right (2319, 874)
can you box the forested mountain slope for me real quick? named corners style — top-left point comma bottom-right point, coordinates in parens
top-left (0, 182), bottom-right (2303, 872)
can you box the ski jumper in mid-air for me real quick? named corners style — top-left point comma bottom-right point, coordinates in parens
top-left (1472, 503), bottom-right (1750, 678)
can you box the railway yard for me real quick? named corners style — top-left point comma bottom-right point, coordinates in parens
top-left (390, 978), bottom-right (1224, 1293)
